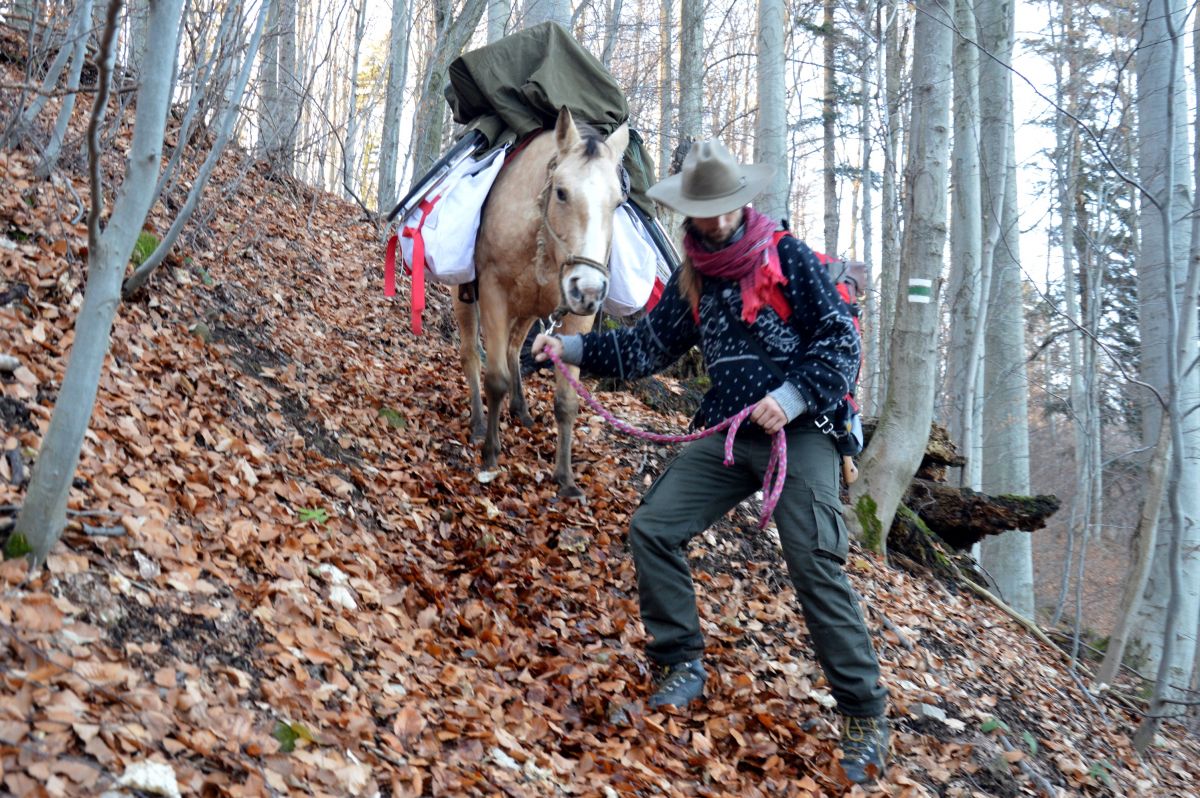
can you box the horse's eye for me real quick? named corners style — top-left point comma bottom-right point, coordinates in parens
top-left (556, 186), bottom-right (568, 202)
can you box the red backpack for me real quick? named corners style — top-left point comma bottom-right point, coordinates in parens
top-left (775, 231), bottom-right (866, 456)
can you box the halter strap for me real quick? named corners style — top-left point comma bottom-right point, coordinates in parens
top-left (538, 155), bottom-right (613, 316)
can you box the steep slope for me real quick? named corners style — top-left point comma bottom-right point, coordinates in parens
top-left (2, 77), bottom-right (1198, 798)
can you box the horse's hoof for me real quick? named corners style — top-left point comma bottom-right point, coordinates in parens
top-left (469, 427), bottom-right (486, 443)
top-left (515, 412), bottom-right (536, 428)
top-left (477, 468), bottom-right (503, 484)
top-left (558, 484), bottom-right (586, 502)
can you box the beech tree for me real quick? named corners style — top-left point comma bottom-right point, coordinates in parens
top-left (377, 0), bottom-right (410, 211)
top-left (848, 0), bottom-right (952, 552)
top-left (7, 0), bottom-right (186, 564)
top-left (521, 0), bottom-right (570, 27)
top-left (754, 0), bottom-right (787, 219)
top-left (122, 0), bottom-right (270, 295)
top-left (678, 0), bottom-right (702, 141)
top-left (944, 0), bottom-right (982, 490)
top-left (409, 0), bottom-right (488, 177)
top-left (1129, 0), bottom-right (1200, 732)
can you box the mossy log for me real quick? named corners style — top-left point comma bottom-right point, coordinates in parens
top-left (860, 417), bottom-right (1060, 566)
top-left (901, 478), bottom-right (1061, 551)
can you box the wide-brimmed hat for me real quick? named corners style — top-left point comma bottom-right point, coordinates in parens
top-left (647, 139), bottom-right (775, 217)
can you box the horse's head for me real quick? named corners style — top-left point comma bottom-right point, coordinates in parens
top-left (542, 107), bottom-right (630, 317)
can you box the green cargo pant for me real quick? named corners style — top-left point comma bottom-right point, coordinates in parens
top-left (629, 424), bottom-right (888, 718)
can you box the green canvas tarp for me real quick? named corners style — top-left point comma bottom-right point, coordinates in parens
top-left (445, 22), bottom-right (658, 218)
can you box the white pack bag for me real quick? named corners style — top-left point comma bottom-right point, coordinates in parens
top-left (398, 145), bottom-right (507, 286)
top-left (605, 202), bottom-right (665, 316)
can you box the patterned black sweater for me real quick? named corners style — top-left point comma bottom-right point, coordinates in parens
top-left (562, 235), bottom-right (860, 430)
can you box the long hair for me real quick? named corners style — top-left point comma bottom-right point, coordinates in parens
top-left (678, 220), bottom-right (701, 317)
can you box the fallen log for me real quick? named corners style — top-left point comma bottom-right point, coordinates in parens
top-left (902, 478), bottom-right (1061, 551)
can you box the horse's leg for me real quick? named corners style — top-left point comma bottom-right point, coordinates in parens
top-left (479, 281), bottom-right (511, 471)
top-left (551, 313), bottom-right (597, 499)
top-left (507, 317), bottom-right (537, 428)
top-left (453, 294), bottom-right (486, 442)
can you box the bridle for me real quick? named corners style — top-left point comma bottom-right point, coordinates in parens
top-left (537, 154), bottom-right (621, 321)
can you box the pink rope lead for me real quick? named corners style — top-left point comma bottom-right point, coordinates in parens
top-left (547, 350), bottom-right (788, 529)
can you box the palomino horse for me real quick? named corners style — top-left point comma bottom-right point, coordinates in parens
top-left (454, 107), bottom-right (629, 498)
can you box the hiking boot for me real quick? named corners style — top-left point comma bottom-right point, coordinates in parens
top-left (647, 659), bottom-right (707, 710)
top-left (839, 714), bottom-right (890, 785)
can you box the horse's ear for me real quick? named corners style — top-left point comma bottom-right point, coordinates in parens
top-left (606, 123), bottom-right (630, 159)
top-left (555, 107), bottom-right (580, 155)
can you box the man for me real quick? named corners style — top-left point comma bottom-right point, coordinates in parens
top-left (533, 139), bottom-right (890, 785)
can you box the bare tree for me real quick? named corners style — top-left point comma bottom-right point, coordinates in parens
top-left (600, 0), bottom-right (623, 68)
top-left (678, 0), bottom-right (702, 142)
top-left (944, 0), bottom-right (981, 488)
top-left (754, 0), bottom-right (787, 219)
top-left (980, 124), bottom-right (1035, 618)
top-left (257, 0), bottom-right (281, 154)
top-left (876, 0), bottom-right (906, 409)
top-left (488, 0), bottom-right (511, 40)
top-left (342, 0), bottom-right (368, 199)
top-left (2, 0), bottom-right (94, 149)
top-left (521, 0), bottom-right (569, 28)
top-left (34, 0), bottom-right (95, 175)
top-left (409, 0), bottom-right (487, 179)
top-left (821, 0), bottom-right (838, 254)
top-left (377, 0), bottom-right (410, 211)
top-left (122, 0), bottom-right (270, 295)
top-left (6, 0), bottom-right (186, 564)
top-left (1129, 0), bottom-right (1200, 720)
top-left (848, 0), bottom-right (952, 553)
top-left (857, 0), bottom-right (876, 413)
top-left (658, 0), bottom-right (674, 180)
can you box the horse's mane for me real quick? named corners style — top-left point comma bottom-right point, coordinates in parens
top-left (577, 123), bottom-right (606, 159)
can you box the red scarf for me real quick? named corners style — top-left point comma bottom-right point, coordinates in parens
top-left (684, 207), bottom-right (790, 324)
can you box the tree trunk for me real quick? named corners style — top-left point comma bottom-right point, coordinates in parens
top-left (877, 0), bottom-right (904, 410)
top-left (257, 0), bottom-right (281, 155)
top-left (8, 0), bottom-right (185, 565)
top-left (275, 0), bottom-right (299, 174)
top-left (847, 0), bottom-right (952, 555)
top-left (377, 0), bottom-right (410, 212)
top-left (659, 0), bottom-right (675, 180)
top-left (858, 0), bottom-right (875, 414)
top-left (122, 0), bottom-right (270, 296)
top-left (755, 0), bottom-right (787, 220)
top-left (821, 0), bottom-right (839, 254)
top-left (35, 0), bottom-right (95, 176)
top-left (958, 0), bottom-right (1012, 496)
top-left (488, 0), bottom-right (511, 41)
top-left (126, 0), bottom-right (147, 76)
top-left (1130, 0), bottom-right (1200, 712)
top-left (151, 0), bottom-right (239, 208)
top-left (1098, 421), bottom-right (1170, 686)
top-left (2, 2), bottom-right (84, 148)
top-left (522, 0), bottom-right (570, 28)
top-left (679, 0), bottom-right (703, 142)
top-left (343, 0), bottom-right (368, 200)
top-left (944, 0), bottom-right (981, 487)
top-left (601, 0), bottom-right (624, 69)
top-left (979, 124), bottom-right (1034, 618)
top-left (410, 0), bottom-right (488, 180)
top-left (1049, 0), bottom-right (1087, 628)
top-left (902, 479), bottom-right (1059, 552)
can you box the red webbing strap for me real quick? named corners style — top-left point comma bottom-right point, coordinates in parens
top-left (398, 196), bottom-right (439, 335)
top-left (384, 235), bottom-right (399, 297)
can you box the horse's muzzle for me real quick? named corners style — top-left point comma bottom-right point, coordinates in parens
top-left (564, 269), bottom-right (608, 316)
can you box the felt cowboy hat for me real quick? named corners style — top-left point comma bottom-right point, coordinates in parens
top-left (647, 139), bottom-right (775, 217)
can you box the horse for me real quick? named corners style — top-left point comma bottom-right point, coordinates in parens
top-left (453, 107), bottom-right (629, 499)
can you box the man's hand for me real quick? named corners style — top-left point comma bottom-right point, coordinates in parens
top-left (532, 333), bottom-right (563, 362)
top-left (750, 396), bottom-right (788, 435)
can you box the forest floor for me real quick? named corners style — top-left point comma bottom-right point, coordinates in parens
top-left (2, 48), bottom-right (1200, 798)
